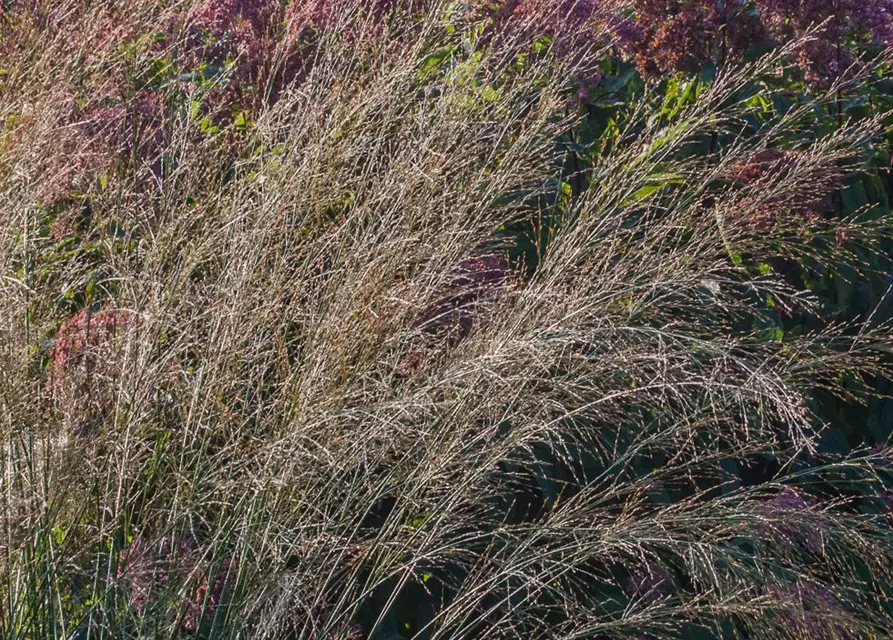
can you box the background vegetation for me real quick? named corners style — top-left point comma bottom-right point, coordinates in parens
top-left (1, 1), bottom-right (893, 638)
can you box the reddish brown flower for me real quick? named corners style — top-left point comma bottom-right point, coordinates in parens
top-left (53, 307), bottom-right (131, 374)
top-left (755, 0), bottom-right (893, 86)
top-left (725, 148), bottom-right (841, 233)
top-left (118, 533), bottom-right (233, 630)
top-left (415, 254), bottom-right (510, 344)
top-left (51, 306), bottom-right (133, 434)
top-left (36, 89), bottom-right (170, 206)
top-left (631, 0), bottom-right (768, 77)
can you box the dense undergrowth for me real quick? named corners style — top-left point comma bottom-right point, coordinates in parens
top-left (2, 1), bottom-right (893, 638)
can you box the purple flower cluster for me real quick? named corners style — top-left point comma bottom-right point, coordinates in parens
top-left (118, 534), bottom-right (232, 631)
top-left (22, 0), bottom-right (890, 206)
top-left (756, 0), bottom-right (893, 85)
top-left (192, 0), bottom-right (274, 32)
top-left (533, 0), bottom-right (893, 84)
top-left (514, 0), bottom-right (603, 29)
top-left (769, 581), bottom-right (852, 639)
top-left (625, 562), bottom-right (672, 604)
top-left (415, 254), bottom-right (510, 343)
top-left (49, 306), bottom-right (133, 434)
top-left (32, 1), bottom-right (449, 205)
top-left (757, 487), bottom-right (826, 554)
top-left (284, 0), bottom-right (422, 32)
top-left (191, 0), bottom-right (284, 54)
top-left (38, 90), bottom-right (168, 206)
top-left (397, 254), bottom-right (510, 374)
top-left (470, 0), bottom-right (616, 57)
top-left (162, 1), bottom-right (431, 117)
top-left (180, 0), bottom-right (284, 89)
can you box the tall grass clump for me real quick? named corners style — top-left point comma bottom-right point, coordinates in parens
top-left (1, 1), bottom-right (893, 638)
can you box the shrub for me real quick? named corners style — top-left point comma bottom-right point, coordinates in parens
top-left (0, 1), bottom-right (892, 639)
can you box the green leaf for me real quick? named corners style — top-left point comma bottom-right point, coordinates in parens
top-left (233, 110), bottom-right (249, 130)
top-left (51, 525), bottom-right (66, 546)
top-left (840, 181), bottom-right (868, 214)
top-left (532, 35), bottom-right (551, 55)
top-left (623, 184), bottom-right (659, 206)
top-left (755, 324), bottom-right (784, 343)
top-left (419, 45), bottom-right (456, 78)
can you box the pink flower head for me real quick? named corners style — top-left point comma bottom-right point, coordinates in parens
top-left (186, 0), bottom-right (283, 71)
top-left (602, 13), bottom-right (645, 57)
top-left (769, 486), bottom-right (816, 511)
top-left (193, 0), bottom-right (275, 32)
top-left (53, 307), bottom-right (132, 373)
top-left (285, 0), bottom-right (338, 32)
top-left (38, 90), bottom-right (170, 203)
top-left (469, 0), bottom-right (616, 60)
top-left (575, 69), bottom-right (603, 103)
